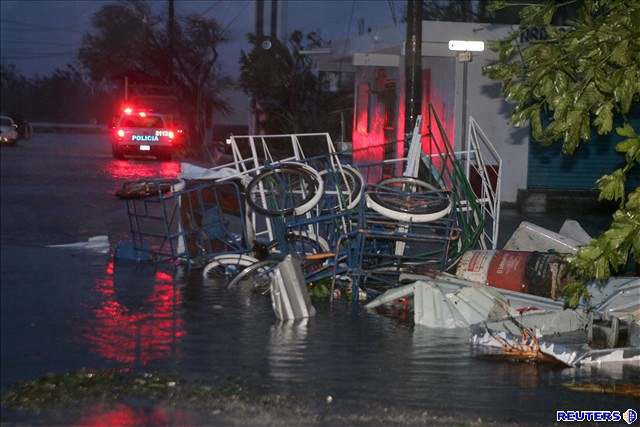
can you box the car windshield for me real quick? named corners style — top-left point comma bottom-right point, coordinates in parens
top-left (120, 116), bottom-right (164, 128)
top-left (0, 118), bottom-right (12, 126)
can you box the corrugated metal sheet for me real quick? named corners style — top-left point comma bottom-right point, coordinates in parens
top-left (528, 117), bottom-right (640, 191)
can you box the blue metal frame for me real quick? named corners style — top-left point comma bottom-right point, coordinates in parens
top-left (125, 180), bottom-right (248, 263)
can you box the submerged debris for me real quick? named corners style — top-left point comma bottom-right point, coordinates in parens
top-left (562, 382), bottom-right (640, 399)
top-left (48, 235), bottom-right (110, 254)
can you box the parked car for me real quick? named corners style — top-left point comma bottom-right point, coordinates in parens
top-left (111, 108), bottom-right (182, 161)
top-left (0, 115), bottom-right (19, 145)
top-left (10, 114), bottom-right (33, 140)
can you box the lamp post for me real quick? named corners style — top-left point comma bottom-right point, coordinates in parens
top-left (449, 40), bottom-right (484, 152)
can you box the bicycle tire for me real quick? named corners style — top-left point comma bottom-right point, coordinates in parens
top-left (366, 177), bottom-right (451, 223)
top-left (318, 165), bottom-right (364, 211)
top-left (226, 259), bottom-right (280, 291)
top-left (245, 162), bottom-right (324, 217)
top-left (202, 254), bottom-right (259, 279)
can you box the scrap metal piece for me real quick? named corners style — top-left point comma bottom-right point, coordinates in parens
top-left (504, 221), bottom-right (581, 254)
top-left (366, 278), bottom-right (519, 329)
top-left (558, 219), bottom-right (592, 245)
top-left (482, 309), bottom-right (591, 338)
top-left (413, 282), bottom-right (467, 328)
top-left (270, 255), bottom-right (316, 320)
top-left (48, 235), bottom-right (110, 254)
top-left (590, 277), bottom-right (640, 320)
top-left (400, 272), bottom-right (566, 312)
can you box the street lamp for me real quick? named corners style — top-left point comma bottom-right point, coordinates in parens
top-left (449, 40), bottom-right (484, 152)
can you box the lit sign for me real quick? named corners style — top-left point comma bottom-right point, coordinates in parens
top-left (448, 40), bottom-right (485, 52)
top-left (132, 135), bottom-right (159, 142)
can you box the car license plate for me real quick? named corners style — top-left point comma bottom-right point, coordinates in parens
top-left (140, 145), bottom-right (151, 151)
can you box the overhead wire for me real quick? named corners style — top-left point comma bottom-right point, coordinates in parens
top-left (0, 19), bottom-right (81, 33)
top-left (221, 0), bottom-right (251, 37)
top-left (337, 0), bottom-right (356, 76)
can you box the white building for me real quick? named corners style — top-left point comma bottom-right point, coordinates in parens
top-left (319, 20), bottom-right (529, 204)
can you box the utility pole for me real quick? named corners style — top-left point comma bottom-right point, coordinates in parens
top-left (251, 0), bottom-right (265, 134)
top-left (270, 0), bottom-right (278, 38)
top-left (256, 0), bottom-right (265, 38)
top-left (404, 0), bottom-right (422, 152)
top-left (167, 0), bottom-right (175, 83)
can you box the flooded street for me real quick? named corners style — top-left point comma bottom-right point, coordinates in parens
top-left (1, 134), bottom-right (638, 425)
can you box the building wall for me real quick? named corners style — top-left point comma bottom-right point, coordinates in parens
top-left (420, 21), bottom-right (528, 203)
top-left (343, 21), bottom-right (529, 203)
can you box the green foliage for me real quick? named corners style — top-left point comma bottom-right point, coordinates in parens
top-left (420, 0), bottom-right (526, 24)
top-left (568, 187), bottom-right (640, 286)
top-left (239, 31), bottom-right (352, 134)
top-left (0, 64), bottom-right (117, 123)
top-left (484, 0), bottom-right (640, 307)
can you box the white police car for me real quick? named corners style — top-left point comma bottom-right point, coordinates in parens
top-left (112, 108), bottom-right (180, 161)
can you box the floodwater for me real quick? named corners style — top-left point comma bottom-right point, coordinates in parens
top-left (1, 134), bottom-right (638, 425)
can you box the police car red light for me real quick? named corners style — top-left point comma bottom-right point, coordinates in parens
top-left (116, 129), bottom-right (125, 138)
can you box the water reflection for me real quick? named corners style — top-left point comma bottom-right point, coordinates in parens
top-left (268, 319), bottom-right (309, 382)
top-left (77, 403), bottom-right (192, 426)
top-left (82, 260), bottom-right (185, 365)
top-left (105, 160), bottom-right (180, 180)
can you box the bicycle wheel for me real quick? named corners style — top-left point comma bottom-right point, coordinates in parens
top-left (267, 231), bottom-right (331, 255)
top-left (202, 254), bottom-right (259, 279)
top-left (319, 165), bottom-right (364, 211)
top-left (245, 162), bottom-right (324, 217)
top-left (226, 258), bottom-right (280, 292)
top-left (366, 177), bottom-right (451, 223)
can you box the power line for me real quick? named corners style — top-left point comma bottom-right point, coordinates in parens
top-left (221, 0), bottom-right (251, 36)
top-left (199, 0), bottom-right (225, 17)
top-left (0, 19), bottom-right (81, 33)
top-left (337, 0), bottom-right (356, 76)
top-left (2, 40), bottom-right (74, 48)
top-left (387, 0), bottom-right (398, 25)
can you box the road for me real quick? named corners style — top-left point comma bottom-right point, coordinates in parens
top-left (1, 133), bottom-right (181, 247)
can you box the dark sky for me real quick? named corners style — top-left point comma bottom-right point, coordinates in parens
top-left (1, 0), bottom-right (401, 78)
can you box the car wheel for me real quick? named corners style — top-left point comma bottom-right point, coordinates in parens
top-left (111, 143), bottom-right (124, 160)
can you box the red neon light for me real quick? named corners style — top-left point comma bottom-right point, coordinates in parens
top-left (117, 129), bottom-right (125, 138)
top-left (138, 111), bottom-right (146, 117)
top-left (123, 107), bottom-right (132, 115)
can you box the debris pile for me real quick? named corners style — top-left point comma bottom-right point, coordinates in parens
top-left (113, 107), bottom-right (638, 370)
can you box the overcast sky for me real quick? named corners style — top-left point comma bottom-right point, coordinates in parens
top-left (0, 0), bottom-right (402, 78)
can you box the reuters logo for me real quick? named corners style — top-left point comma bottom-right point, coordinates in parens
top-left (623, 409), bottom-right (638, 425)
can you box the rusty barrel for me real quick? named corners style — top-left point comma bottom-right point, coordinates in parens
top-left (455, 250), bottom-right (566, 298)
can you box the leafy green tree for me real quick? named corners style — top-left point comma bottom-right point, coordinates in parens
top-left (79, 0), bottom-right (231, 147)
top-left (484, 0), bottom-right (640, 305)
top-left (420, 0), bottom-right (522, 23)
top-left (1, 64), bottom-right (117, 123)
top-left (239, 30), bottom-right (351, 134)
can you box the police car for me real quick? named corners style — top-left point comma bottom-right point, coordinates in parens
top-left (112, 107), bottom-right (181, 160)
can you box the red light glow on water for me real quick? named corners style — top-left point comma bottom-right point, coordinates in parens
top-left (105, 160), bottom-right (180, 180)
top-left (77, 403), bottom-right (192, 427)
top-left (83, 261), bottom-right (185, 365)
